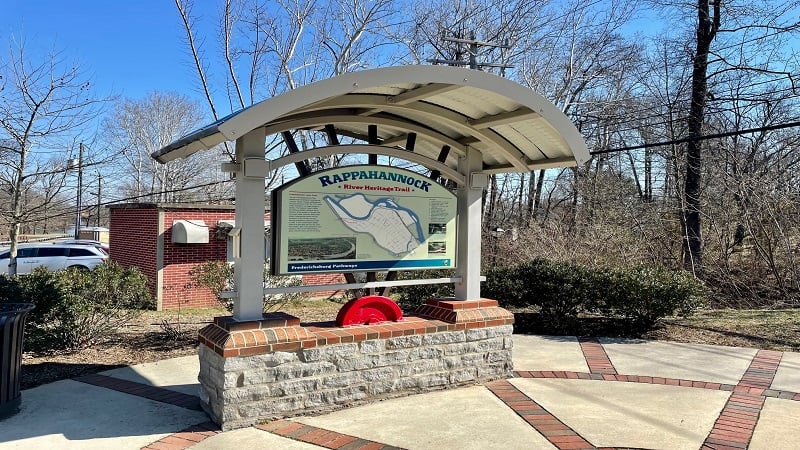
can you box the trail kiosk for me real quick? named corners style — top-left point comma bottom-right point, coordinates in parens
top-left (154, 65), bottom-right (589, 429)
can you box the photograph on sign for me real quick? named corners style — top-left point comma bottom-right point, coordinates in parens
top-left (271, 165), bottom-right (457, 275)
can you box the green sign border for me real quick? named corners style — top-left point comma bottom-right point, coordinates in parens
top-left (270, 165), bottom-right (458, 275)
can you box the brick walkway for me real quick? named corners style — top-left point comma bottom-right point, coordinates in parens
top-left (490, 341), bottom-right (794, 450)
top-left (67, 338), bottom-right (799, 450)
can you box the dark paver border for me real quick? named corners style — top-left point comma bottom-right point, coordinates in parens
top-left (701, 349), bottom-right (783, 449)
top-left (73, 373), bottom-right (203, 411)
top-left (486, 379), bottom-right (596, 449)
top-left (141, 421), bottom-right (220, 450)
top-left (578, 337), bottom-right (618, 375)
top-left (256, 419), bottom-right (406, 449)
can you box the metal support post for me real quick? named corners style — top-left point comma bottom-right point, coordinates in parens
top-left (233, 128), bottom-right (267, 321)
top-left (454, 146), bottom-right (484, 300)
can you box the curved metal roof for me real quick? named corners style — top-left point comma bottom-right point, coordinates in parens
top-left (152, 65), bottom-right (589, 173)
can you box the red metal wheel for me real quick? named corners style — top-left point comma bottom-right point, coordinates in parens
top-left (335, 295), bottom-right (403, 326)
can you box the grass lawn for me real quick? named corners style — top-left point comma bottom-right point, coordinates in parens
top-left (513, 307), bottom-right (800, 352)
top-left (649, 308), bottom-right (800, 352)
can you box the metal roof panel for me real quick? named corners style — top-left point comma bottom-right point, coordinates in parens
top-left (153, 65), bottom-right (589, 172)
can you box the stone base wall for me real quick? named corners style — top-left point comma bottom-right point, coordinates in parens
top-left (197, 299), bottom-right (514, 430)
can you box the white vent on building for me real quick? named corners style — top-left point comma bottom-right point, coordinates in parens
top-left (172, 220), bottom-right (209, 244)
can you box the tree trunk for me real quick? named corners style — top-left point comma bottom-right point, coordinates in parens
top-left (644, 147), bottom-right (652, 202)
top-left (533, 169), bottom-right (546, 223)
top-left (525, 171), bottom-right (536, 227)
top-left (627, 151), bottom-right (644, 200)
top-left (8, 172), bottom-right (25, 276)
top-left (682, 0), bottom-right (719, 273)
top-left (516, 173), bottom-right (525, 228)
top-left (485, 174), bottom-right (498, 229)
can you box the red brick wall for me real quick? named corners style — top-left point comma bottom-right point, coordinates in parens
top-left (161, 209), bottom-right (235, 310)
top-left (302, 273), bottom-right (347, 299)
top-left (110, 203), bottom-right (351, 310)
top-left (109, 206), bottom-right (159, 302)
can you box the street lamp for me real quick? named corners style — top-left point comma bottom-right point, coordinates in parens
top-left (67, 143), bottom-right (84, 239)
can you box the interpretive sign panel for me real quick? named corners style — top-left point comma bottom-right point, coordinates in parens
top-left (271, 165), bottom-right (457, 275)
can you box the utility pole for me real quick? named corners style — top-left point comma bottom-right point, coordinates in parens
top-left (427, 30), bottom-right (513, 72)
top-left (74, 143), bottom-right (84, 239)
top-left (96, 172), bottom-right (102, 226)
top-left (428, 28), bottom-right (513, 232)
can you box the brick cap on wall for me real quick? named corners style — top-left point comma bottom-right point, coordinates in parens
top-left (214, 312), bottom-right (301, 331)
top-left (415, 298), bottom-right (513, 325)
top-left (198, 298), bottom-right (514, 358)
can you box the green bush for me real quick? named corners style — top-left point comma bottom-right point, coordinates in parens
top-left (0, 262), bottom-right (153, 353)
top-left (188, 261), bottom-right (304, 312)
top-left (480, 265), bottom-right (525, 307)
top-left (484, 259), bottom-right (593, 327)
top-left (483, 258), bottom-right (705, 330)
top-left (600, 267), bottom-right (706, 327)
top-left (393, 269), bottom-right (455, 311)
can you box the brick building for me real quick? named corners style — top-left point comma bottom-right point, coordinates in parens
top-left (108, 203), bottom-right (344, 310)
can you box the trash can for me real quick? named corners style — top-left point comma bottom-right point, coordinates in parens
top-left (0, 303), bottom-right (34, 419)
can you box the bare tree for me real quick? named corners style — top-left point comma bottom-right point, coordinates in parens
top-left (317, 0), bottom-right (399, 75)
top-left (173, 0), bottom-right (407, 185)
top-left (0, 41), bottom-right (104, 274)
top-left (102, 92), bottom-right (230, 203)
top-left (643, 0), bottom-right (800, 273)
top-left (516, 0), bottom-right (640, 226)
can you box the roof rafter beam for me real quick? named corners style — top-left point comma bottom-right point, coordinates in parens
top-left (483, 156), bottom-right (578, 173)
top-left (293, 95), bottom-right (531, 171)
top-left (281, 131), bottom-right (311, 177)
top-left (259, 113), bottom-right (467, 155)
top-left (469, 109), bottom-right (542, 129)
top-left (266, 144), bottom-right (465, 185)
top-left (324, 124), bottom-right (340, 145)
top-left (368, 124), bottom-right (378, 164)
top-left (405, 133), bottom-right (417, 152)
top-left (388, 83), bottom-right (461, 105)
top-left (430, 145), bottom-right (451, 181)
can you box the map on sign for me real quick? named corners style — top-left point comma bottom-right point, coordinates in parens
top-left (324, 194), bottom-right (424, 256)
top-left (271, 165), bottom-right (457, 275)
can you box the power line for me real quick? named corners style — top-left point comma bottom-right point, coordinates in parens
top-left (571, 90), bottom-right (800, 142)
top-left (591, 120), bottom-right (800, 155)
top-left (2, 179), bottom-right (235, 226)
top-left (571, 84), bottom-right (799, 136)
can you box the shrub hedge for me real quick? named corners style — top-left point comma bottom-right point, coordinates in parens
top-left (393, 259), bottom-right (704, 330)
top-left (394, 269), bottom-right (455, 311)
top-left (483, 258), bottom-right (705, 328)
top-left (0, 262), bottom-right (153, 353)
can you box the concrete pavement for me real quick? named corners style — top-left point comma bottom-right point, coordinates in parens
top-left (3, 335), bottom-right (800, 449)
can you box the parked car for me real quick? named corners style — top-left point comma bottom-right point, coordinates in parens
top-left (56, 239), bottom-right (110, 255)
top-left (0, 243), bottom-right (108, 274)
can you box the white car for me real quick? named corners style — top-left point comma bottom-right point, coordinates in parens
top-left (56, 239), bottom-right (110, 255)
top-left (0, 243), bottom-right (108, 274)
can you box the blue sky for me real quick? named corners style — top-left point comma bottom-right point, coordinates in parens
top-left (1, 0), bottom-right (210, 100)
top-left (1, 1), bottom-right (660, 106)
